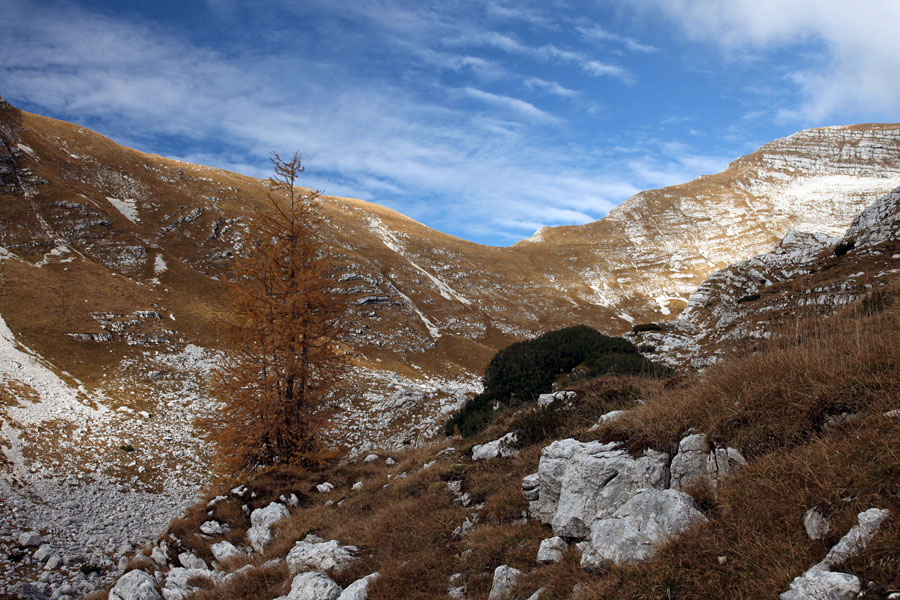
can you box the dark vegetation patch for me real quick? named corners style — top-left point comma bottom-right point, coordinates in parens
top-left (834, 240), bottom-right (855, 256)
top-left (632, 322), bottom-right (662, 333)
top-left (445, 325), bottom-right (669, 437)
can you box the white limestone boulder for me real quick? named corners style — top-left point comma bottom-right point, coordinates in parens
top-left (544, 439), bottom-right (669, 538)
top-left (472, 432), bottom-right (519, 460)
top-left (581, 488), bottom-right (707, 571)
top-left (287, 536), bottom-right (359, 575)
top-left (670, 433), bottom-right (745, 491)
top-left (109, 569), bottom-right (162, 600)
top-left (781, 508), bottom-right (890, 600)
top-left (487, 565), bottom-right (524, 600)
top-left (248, 501), bottom-right (291, 552)
top-left (178, 551), bottom-right (208, 570)
top-left (538, 439), bottom-right (612, 526)
top-left (338, 572), bottom-right (380, 600)
top-left (669, 434), bottom-right (709, 491)
top-left (162, 567), bottom-right (223, 600)
top-left (211, 540), bottom-right (246, 563)
top-left (277, 571), bottom-right (342, 600)
top-left (536, 536), bottom-right (568, 564)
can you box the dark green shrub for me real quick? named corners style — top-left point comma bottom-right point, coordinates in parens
top-left (584, 352), bottom-right (670, 379)
top-left (445, 325), bottom-right (668, 437)
top-left (834, 240), bottom-right (855, 256)
top-left (509, 403), bottom-right (565, 448)
top-left (632, 323), bottom-right (662, 333)
top-left (738, 293), bottom-right (761, 304)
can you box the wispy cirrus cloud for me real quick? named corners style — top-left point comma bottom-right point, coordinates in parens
top-left (461, 87), bottom-right (561, 123)
top-left (1, 0), bottom-right (769, 245)
top-left (524, 77), bottom-right (580, 98)
top-left (577, 24), bottom-right (657, 53)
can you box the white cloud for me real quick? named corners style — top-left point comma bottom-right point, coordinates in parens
top-left (630, 0), bottom-right (900, 121)
top-left (461, 87), bottom-right (560, 122)
top-left (577, 24), bottom-right (657, 53)
top-left (0, 2), bottom-right (744, 244)
top-left (524, 77), bottom-right (579, 98)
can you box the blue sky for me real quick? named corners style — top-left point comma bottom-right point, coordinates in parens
top-left (4, 1), bottom-right (900, 246)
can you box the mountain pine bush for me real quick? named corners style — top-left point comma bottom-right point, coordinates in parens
top-left (445, 325), bottom-right (667, 437)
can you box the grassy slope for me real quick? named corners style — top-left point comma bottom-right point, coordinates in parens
top-left (92, 287), bottom-right (900, 600)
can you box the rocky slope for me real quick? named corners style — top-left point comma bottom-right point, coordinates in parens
top-left (2, 97), bottom-right (900, 597)
top-left (629, 186), bottom-right (900, 369)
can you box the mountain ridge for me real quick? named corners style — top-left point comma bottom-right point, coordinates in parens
top-left (2, 100), bottom-right (900, 597)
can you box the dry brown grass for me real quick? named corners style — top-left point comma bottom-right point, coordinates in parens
top-left (142, 291), bottom-right (900, 600)
top-left (599, 297), bottom-right (900, 458)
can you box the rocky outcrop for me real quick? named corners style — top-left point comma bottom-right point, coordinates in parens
top-left (529, 433), bottom-right (744, 572)
top-left (472, 432), bottom-right (519, 460)
top-left (781, 508), bottom-right (890, 600)
top-left (581, 488), bottom-right (707, 570)
top-left (538, 439), bottom-right (669, 538)
top-left (630, 186), bottom-right (900, 370)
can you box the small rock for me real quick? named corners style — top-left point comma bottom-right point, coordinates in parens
top-left (316, 482), bottom-right (335, 493)
top-left (109, 569), bottom-right (162, 600)
top-left (488, 565), bottom-right (523, 600)
top-left (472, 432), bottom-right (519, 461)
top-left (248, 502), bottom-right (290, 552)
top-left (537, 536), bottom-right (568, 564)
top-left (338, 572), bottom-right (380, 600)
top-left (19, 531), bottom-right (42, 547)
top-left (385, 457), bottom-right (396, 466)
top-left (178, 552), bottom-right (207, 570)
top-left (150, 546), bottom-right (168, 568)
top-left (33, 544), bottom-right (53, 563)
top-left (200, 520), bottom-right (228, 536)
top-left (803, 506), bottom-right (831, 540)
top-left (282, 571), bottom-right (342, 600)
top-left (363, 454), bottom-right (380, 463)
top-left (210, 541), bottom-right (245, 563)
top-left (352, 481), bottom-right (363, 491)
top-left (287, 536), bottom-right (359, 575)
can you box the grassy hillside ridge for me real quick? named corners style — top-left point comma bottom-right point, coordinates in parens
top-left (93, 285), bottom-right (899, 600)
